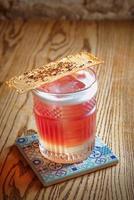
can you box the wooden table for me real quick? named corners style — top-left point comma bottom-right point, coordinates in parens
top-left (0, 19), bottom-right (134, 200)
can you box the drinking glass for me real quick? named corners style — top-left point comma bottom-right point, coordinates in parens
top-left (32, 69), bottom-right (97, 163)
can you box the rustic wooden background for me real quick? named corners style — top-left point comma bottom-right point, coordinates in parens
top-left (0, 19), bottom-right (134, 200)
top-left (0, 0), bottom-right (134, 20)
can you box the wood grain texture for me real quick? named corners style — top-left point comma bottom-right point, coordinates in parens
top-left (0, 19), bottom-right (134, 200)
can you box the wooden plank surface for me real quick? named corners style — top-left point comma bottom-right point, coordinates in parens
top-left (0, 19), bottom-right (134, 200)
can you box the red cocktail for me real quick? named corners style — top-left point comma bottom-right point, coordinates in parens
top-left (33, 69), bottom-right (97, 163)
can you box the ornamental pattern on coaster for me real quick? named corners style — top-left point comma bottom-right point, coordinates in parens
top-left (16, 133), bottom-right (118, 187)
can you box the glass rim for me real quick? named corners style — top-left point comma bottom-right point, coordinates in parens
top-left (32, 68), bottom-right (97, 97)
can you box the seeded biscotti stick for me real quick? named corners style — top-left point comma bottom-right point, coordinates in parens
top-left (6, 52), bottom-right (103, 94)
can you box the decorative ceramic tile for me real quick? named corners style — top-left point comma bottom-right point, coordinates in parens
top-left (16, 133), bottom-right (118, 187)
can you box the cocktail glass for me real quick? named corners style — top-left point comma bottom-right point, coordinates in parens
top-left (32, 69), bottom-right (97, 163)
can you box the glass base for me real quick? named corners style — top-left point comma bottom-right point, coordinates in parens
top-left (39, 139), bottom-right (95, 164)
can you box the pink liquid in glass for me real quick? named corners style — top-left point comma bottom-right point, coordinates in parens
top-left (33, 69), bottom-right (97, 163)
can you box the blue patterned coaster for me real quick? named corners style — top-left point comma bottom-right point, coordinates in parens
top-left (16, 133), bottom-right (118, 187)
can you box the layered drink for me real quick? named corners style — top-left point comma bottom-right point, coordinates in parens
top-left (33, 69), bottom-right (97, 163)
